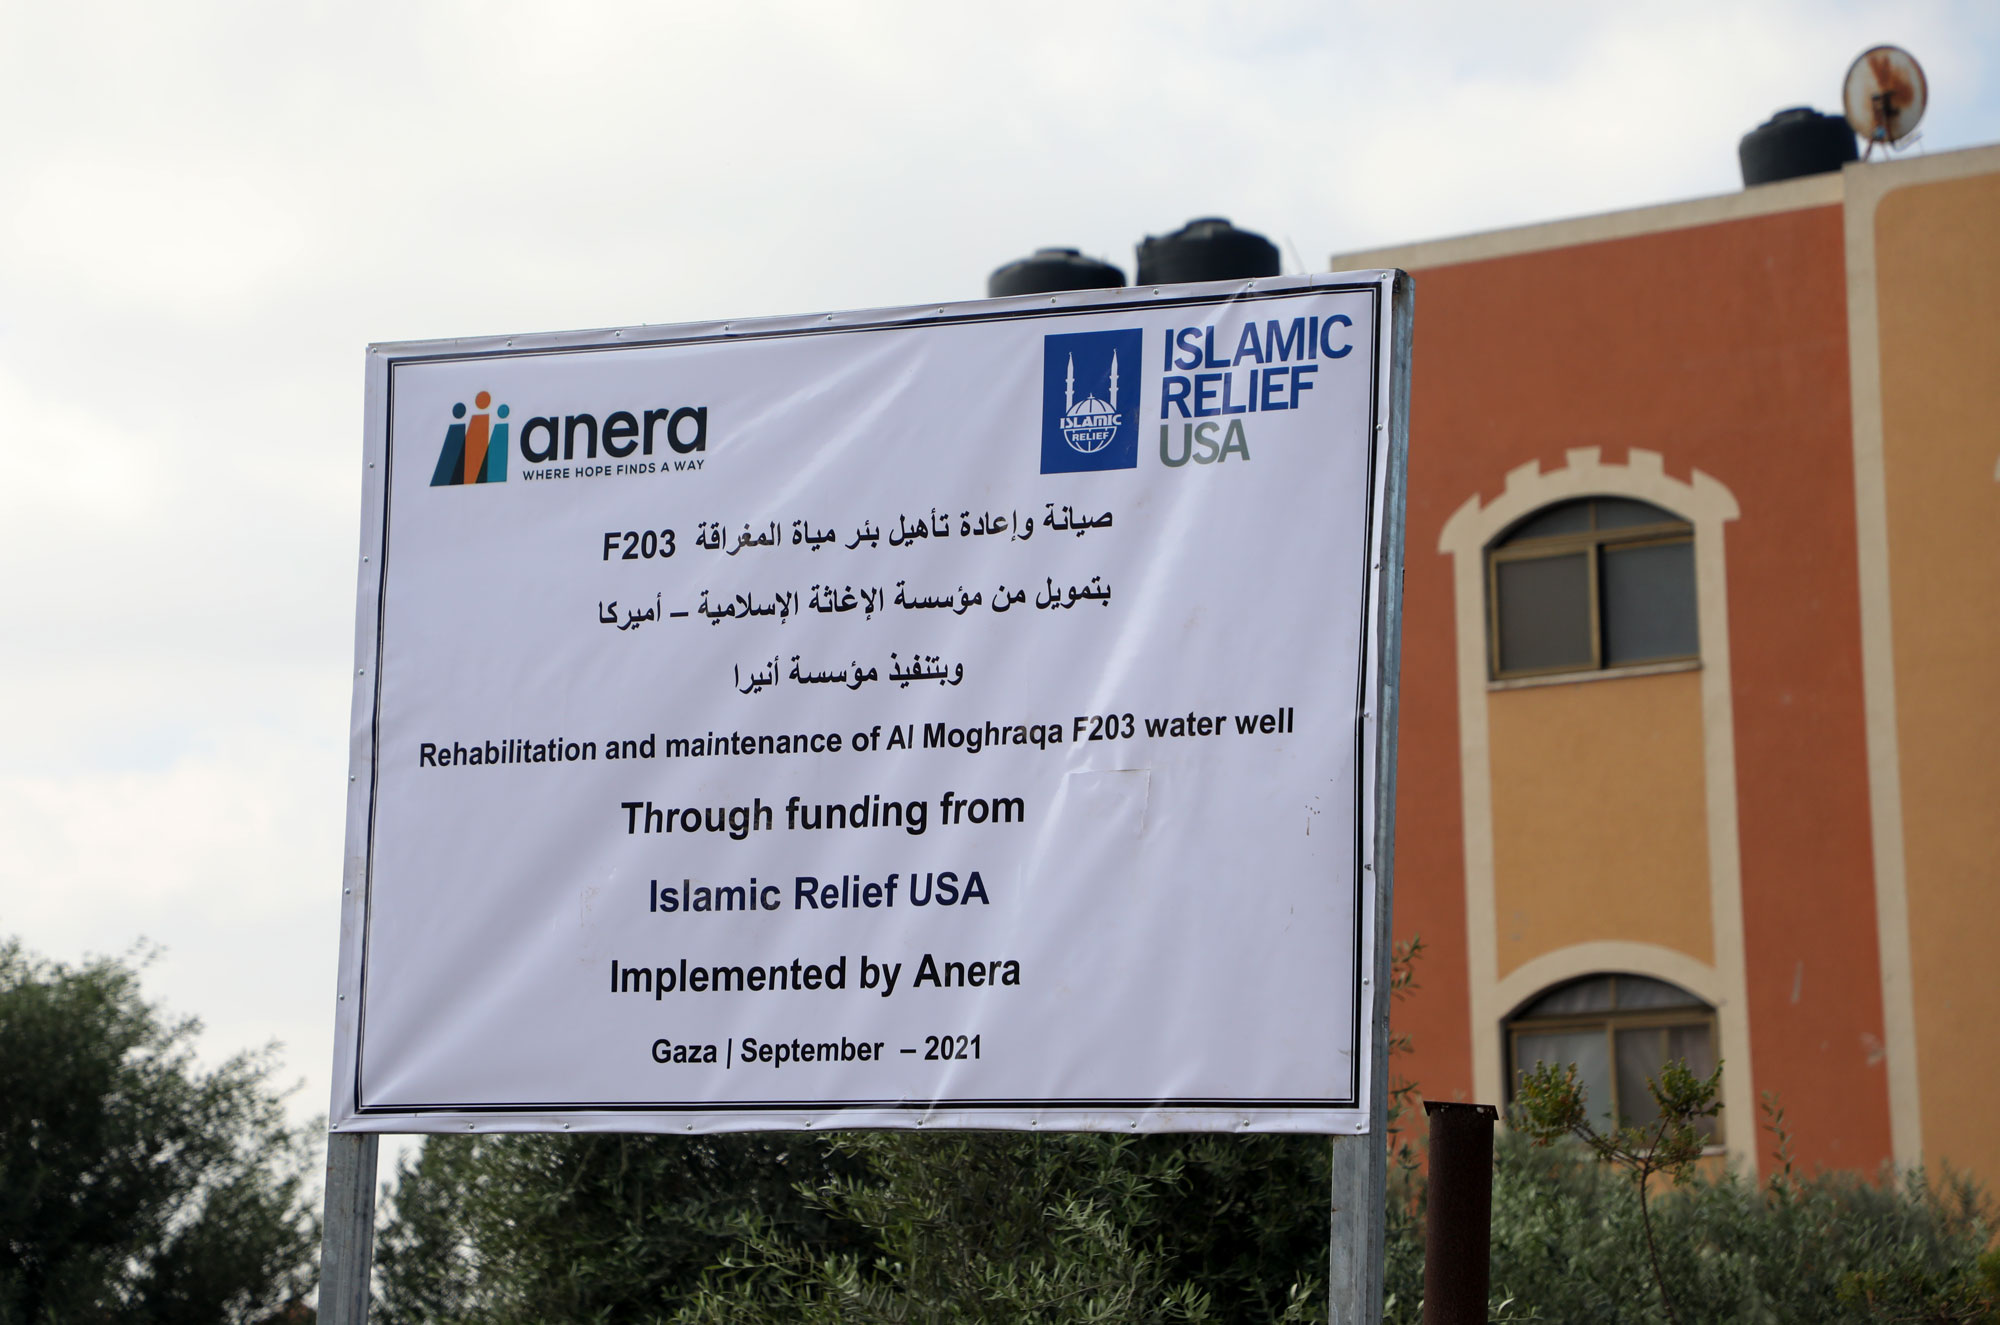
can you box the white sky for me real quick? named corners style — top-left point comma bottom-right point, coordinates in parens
top-left (3, 0), bottom-right (1996, 1137)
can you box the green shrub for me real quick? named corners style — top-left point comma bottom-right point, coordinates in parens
top-left (1454, 1130), bottom-right (1999, 1325)
top-left (0, 939), bottom-right (319, 1324)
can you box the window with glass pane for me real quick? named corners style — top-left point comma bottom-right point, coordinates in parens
top-left (1603, 542), bottom-right (1698, 663)
top-left (1487, 497), bottom-right (1697, 679)
top-left (1507, 973), bottom-right (1720, 1142)
top-left (1496, 554), bottom-right (1592, 672)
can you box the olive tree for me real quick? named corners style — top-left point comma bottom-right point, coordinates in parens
top-left (0, 939), bottom-right (319, 1324)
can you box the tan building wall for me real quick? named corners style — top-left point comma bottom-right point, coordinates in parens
top-left (1341, 142), bottom-right (2000, 1180)
top-left (1490, 671), bottom-right (1714, 979)
top-left (1848, 154), bottom-right (2000, 1183)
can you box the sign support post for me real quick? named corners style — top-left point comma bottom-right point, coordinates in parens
top-left (1329, 273), bottom-right (1412, 1325)
top-left (319, 1130), bottom-right (378, 1325)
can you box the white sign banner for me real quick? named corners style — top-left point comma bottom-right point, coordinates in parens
top-left (332, 274), bottom-right (1403, 1134)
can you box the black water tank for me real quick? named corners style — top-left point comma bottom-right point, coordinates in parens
top-left (1739, 108), bottom-right (1857, 186)
top-left (987, 248), bottom-right (1125, 298)
top-left (1135, 217), bottom-right (1280, 285)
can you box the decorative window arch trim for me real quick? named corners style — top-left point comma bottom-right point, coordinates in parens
top-left (1438, 448), bottom-right (1755, 1167)
top-left (1442, 446), bottom-right (1740, 557)
top-left (1495, 942), bottom-right (1726, 1026)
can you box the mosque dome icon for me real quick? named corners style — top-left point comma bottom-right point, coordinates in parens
top-left (1058, 351), bottom-right (1122, 453)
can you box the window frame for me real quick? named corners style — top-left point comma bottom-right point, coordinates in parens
top-left (1505, 975), bottom-right (1723, 1144)
top-left (1485, 500), bottom-right (1698, 680)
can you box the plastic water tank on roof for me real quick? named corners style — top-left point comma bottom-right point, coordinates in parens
top-left (1135, 218), bottom-right (1280, 286)
top-left (987, 248), bottom-right (1125, 298)
top-left (1739, 108), bottom-right (1858, 186)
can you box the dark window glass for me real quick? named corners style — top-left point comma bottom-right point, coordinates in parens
top-left (1592, 497), bottom-right (1679, 529)
top-left (1505, 500), bottom-right (1594, 541)
top-left (1488, 496), bottom-right (1697, 678)
top-left (1611, 975), bottom-right (1704, 1011)
top-left (1495, 553), bottom-right (1592, 673)
top-left (1602, 542), bottom-right (1698, 663)
top-left (1520, 975), bottom-right (1616, 1017)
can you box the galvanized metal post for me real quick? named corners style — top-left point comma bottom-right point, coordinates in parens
top-left (1329, 1130), bottom-right (1387, 1324)
top-left (1330, 270), bottom-right (1414, 1325)
top-left (318, 1130), bottom-right (379, 1325)
top-left (1421, 1102), bottom-right (1498, 1325)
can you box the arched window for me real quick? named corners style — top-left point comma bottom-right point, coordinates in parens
top-left (1507, 973), bottom-right (1720, 1140)
top-left (1487, 497), bottom-right (1697, 679)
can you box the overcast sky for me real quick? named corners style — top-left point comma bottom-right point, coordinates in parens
top-left (4, 0), bottom-right (1996, 1139)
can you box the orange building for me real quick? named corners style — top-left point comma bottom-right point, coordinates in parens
top-left (1333, 142), bottom-right (2000, 1181)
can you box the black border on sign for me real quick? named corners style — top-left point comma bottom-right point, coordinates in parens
top-left (352, 282), bottom-right (1384, 1120)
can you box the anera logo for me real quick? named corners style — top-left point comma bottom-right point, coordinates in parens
top-left (1040, 329), bottom-right (1142, 474)
top-left (431, 391), bottom-right (510, 486)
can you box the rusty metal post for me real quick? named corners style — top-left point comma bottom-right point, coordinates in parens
top-left (1421, 1101), bottom-right (1498, 1325)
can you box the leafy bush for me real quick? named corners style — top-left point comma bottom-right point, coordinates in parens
top-left (374, 1130), bottom-right (871, 1325)
top-left (379, 1128), bottom-right (1336, 1325)
top-left (1426, 1129), bottom-right (2000, 1325)
top-left (1500, 1049), bottom-right (1998, 1325)
top-left (373, 1108), bottom-right (1999, 1325)
top-left (670, 1130), bottom-right (1226, 1325)
top-left (0, 939), bottom-right (319, 1324)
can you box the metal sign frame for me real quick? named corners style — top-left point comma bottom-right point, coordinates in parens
top-left (318, 270), bottom-right (1411, 1322)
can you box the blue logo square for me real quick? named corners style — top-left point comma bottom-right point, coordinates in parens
top-left (1041, 329), bottom-right (1143, 474)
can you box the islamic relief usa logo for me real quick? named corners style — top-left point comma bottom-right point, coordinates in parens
top-left (431, 390), bottom-right (510, 486)
top-left (1040, 329), bottom-right (1142, 474)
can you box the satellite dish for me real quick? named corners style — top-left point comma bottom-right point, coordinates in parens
top-left (1844, 46), bottom-right (1927, 153)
